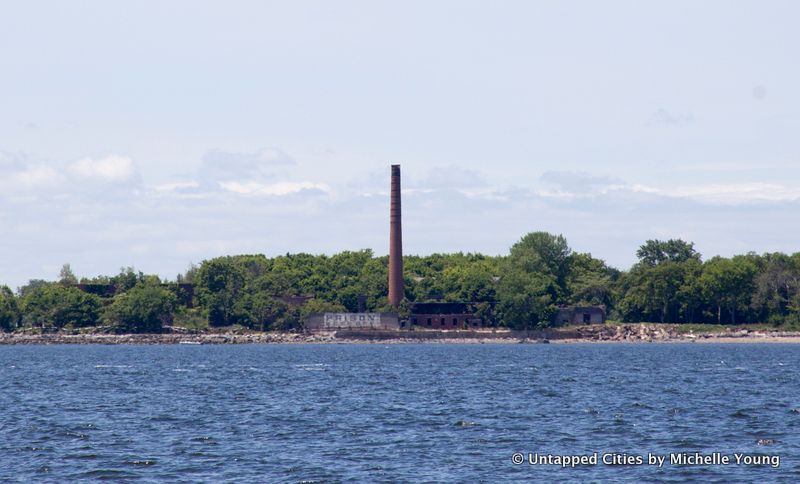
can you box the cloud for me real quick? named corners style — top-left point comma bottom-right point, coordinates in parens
top-left (416, 165), bottom-right (488, 190)
top-left (540, 171), bottom-right (626, 197)
top-left (658, 182), bottom-right (800, 204)
top-left (69, 155), bottom-right (137, 182)
top-left (2, 156), bottom-right (799, 290)
top-left (538, 171), bottom-right (800, 205)
top-left (219, 180), bottom-right (329, 196)
top-left (199, 147), bottom-right (295, 185)
top-left (0, 152), bottom-right (61, 194)
top-left (648, 108), bottom-right (695, 126)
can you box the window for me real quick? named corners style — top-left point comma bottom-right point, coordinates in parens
top-left (583, 313), bottom-right (591, 323)
top-left (427, 318), bottom-right (432, 326)
top-left (452, 318), bottom-right (457, 325)
top-left (440, 318), bottom-right (445, 325)
top-left (412, 317), bottom-right (417, 324)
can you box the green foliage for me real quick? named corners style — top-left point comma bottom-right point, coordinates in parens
top-left (172, 307), bottom-right (209, 331)
top-left (495, 232), bottom-right (571, 329)
top-left (636, 239), bottom-right (701, 266)
top-left (510, 232), bottom-right (572, 289)
top-left (58, 263), bottom-right (78, 285)
top-left (0, 286), bottom-right (21, 331)
top-left (20, 284), bottom-right (101, 331)
top-left (195, 257), bottom-right (247, 326)
top-left (699, 256), bottom-right (757, 324)
top-left (617, 239), bottom-right (703, 323)
top-left (103, 283), bottom-right (176, 333)
top-left (566, 253), bottom-right (617, 308)
top-left (497, 269), bottom-right (559, 329)
top-left (5, 232), bottom-right (800, 332)
top-left (234, 292), bottom-right (296, 331)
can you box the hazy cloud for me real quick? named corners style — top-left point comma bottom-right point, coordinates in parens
top-left (416, 165), bottom-right (488, 190)
top-left (219, 180), bottom-right (329, 196)
top-left (69, 155), bottom-right (138, 183)
top-left (199, 147), bottom-right (295, 186)
top-left (648, 108), bottom-right (695, 126)
top-left (539, 171), bottom-right (626, 197)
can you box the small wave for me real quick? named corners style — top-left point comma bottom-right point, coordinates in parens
top-left (454, 420), bottom-right (480, 427)
top-left (173, 369), bottom-right (190, 372)
top-left (64, 453), bottom-right (98, 460)
top-left (191, 436), bottom-right (218, 444)
top-left (148, 414), bottom-right (180, 422)
top-left (94, 365), bottom-right (132, 369)
top-left (72, 469), bottom-right (137, 479)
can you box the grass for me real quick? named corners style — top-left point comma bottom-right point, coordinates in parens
top-left (172, 308), bottom-right (209, 331)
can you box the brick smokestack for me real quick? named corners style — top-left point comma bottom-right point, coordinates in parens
top-left (388, 164), bottom-right (404, 307)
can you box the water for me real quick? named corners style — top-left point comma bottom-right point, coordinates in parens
top-left (1, 344), bottom-right (799, 483)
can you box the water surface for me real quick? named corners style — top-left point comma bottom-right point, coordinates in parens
top-left (1, 344), bottom-right (798, 482)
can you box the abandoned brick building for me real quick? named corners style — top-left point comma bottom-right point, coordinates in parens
top-left (409, 302), bottom-right (484, 329)
top-left (552, 306), bottom-right (606, 325)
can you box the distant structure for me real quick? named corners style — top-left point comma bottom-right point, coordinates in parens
top-left (388, 164), bottom-right (404, 307)
top-left (410, 302), bottom-right (485, 329)
top-left (553, 306), bottom-right (606, 325)
top-left (304, 313), bottom-right (401, 332)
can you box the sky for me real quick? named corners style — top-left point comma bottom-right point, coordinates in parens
top-left (1, 0), bottom-right (799, 289)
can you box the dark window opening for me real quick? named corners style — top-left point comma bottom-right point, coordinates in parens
top-left (452, 318), bottom-right (457, 325)
top-left (427, 318), bottom-right (432, 326)
top-left (583, 313), bottom-right (591, 323)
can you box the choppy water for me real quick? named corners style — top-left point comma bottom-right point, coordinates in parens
top-left (1, 344), bottom-right (799, 483)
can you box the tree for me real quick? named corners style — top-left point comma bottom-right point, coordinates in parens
top-left (751, 253), bottom-right (800, 324)
top-left (103, 283), bottom-right (176, 333)
top-left (234, 292), bottom-right (293, 331)
top-left (494, 232), bottom-right (571, 328)
top-left (496, 270), bottom-right (559, 329)
top-left (566, 253), bottom-right (617, 308)
top-left (59, 263), bottom-right (78, 285)
top-left (699, 256), bottom-right (757, 324)
top-left (20, 284), bottom-right (101, 330)
top-left (0, 286), bottom-right (20, 331)
top-left (111, 267), bottom-right (145, 293)
top-left (510, 232), bottom-right (572, 290)
top-left (636, 239), bottom-right (701, 266)
top-left (617, 239), bottom-right (704, 323)
top-left (195, 257), bottom-right (246, 326)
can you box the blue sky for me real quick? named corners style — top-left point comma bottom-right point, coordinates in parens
top-left (1, 1), bottom-right (798, 288)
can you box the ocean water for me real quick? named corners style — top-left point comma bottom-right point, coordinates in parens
top-left (1, 343), bottom-right (799, 483)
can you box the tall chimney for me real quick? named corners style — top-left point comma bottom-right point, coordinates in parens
top-left (388, 164), bottom-right (404, 307)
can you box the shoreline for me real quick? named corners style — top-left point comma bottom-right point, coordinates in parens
top-left (3, 324), bottom-right (800, 345)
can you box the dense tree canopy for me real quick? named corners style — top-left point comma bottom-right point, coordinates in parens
top-left (0, 285), bottom-right (20, 331)
top-left (103, 283), bottom-right (177, 333)
top-left (2, 231), bottom-right (799, 332)
top-left (19, 284), bottom-right (101, 331)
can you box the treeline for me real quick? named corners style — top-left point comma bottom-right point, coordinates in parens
top-left (1, 232), bottom-right (799, 333)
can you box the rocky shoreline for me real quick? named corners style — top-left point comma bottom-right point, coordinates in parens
top-left (2, 324), bottom-right (800, 345)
